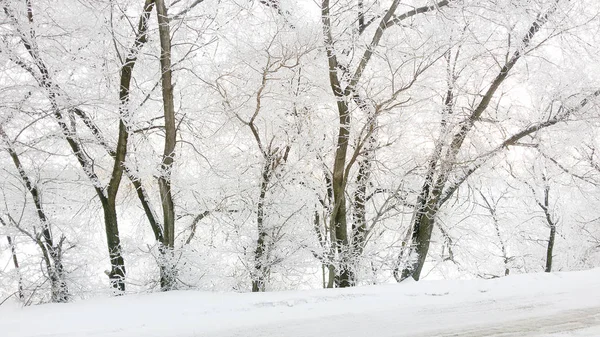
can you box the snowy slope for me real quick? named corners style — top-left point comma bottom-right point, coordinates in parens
top-left (2, 269), bottom-right (600, 337)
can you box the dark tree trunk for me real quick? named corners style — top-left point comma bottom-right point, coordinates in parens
top-left (330, 99), bottom-right (353, 288)
top-left (100, 199), bottom-right (126, 292)
top-left (545, 224), bottom-right (556, 273)
top-left (156, 0), bottom-right (178, 291)
top-left (542, 184), bottom-right (556, 273)
top-left (402, 201), bottom-right (438, 281)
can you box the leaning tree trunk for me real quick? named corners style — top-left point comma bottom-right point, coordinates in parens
top-left (396, 78), bottom-right (449, 282)
top-left (71, 0), bottom-right (166, 288)
top-left (102, 0), bottom-right (156, 292)
top-left (402, 199), bottom-right (439, 281)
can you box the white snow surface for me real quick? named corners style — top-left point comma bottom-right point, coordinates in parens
top-left (2, 269), bottom-right (600, 337)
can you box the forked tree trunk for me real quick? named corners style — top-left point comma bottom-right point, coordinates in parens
top-left (321, 0), bottom-right (352, 287)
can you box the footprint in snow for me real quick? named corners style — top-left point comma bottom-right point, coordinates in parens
top-left (425, 292), bottom-right (450, 296)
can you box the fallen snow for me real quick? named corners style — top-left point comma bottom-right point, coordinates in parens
top-left (2, 269), bottom-right (600, 337)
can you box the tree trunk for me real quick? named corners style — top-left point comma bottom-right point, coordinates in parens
top-left (47, 240), bottom-right (68, 303)
top-left (493, 217), bottom-right (510, 276)
top-left (542, 184), bottom-right (556, 273)
top-left (545, 224), bottom-right (556, 273)
top-left (1, 217), bottom-right (24, 300)
top-left (330, 99), bottom-right (352, 287)
top-left (252, 160), bottom-right (272, 292)
top-left (397, 113), bottom-right (446, 281)
top-left (321, 0), bottom-right (353, 288)
top-left (7, 235), bottom-right (23, 300)
top-left (402, 201), bottom-right (438, 281)
top-left (100, 199), bottom-right (126, 292)
top-left (349, 135), bottom-right (373, 278)
top-left (156, 0), bottom-right (178, 291)
top-left (159, 245), bottom-right (177, 291)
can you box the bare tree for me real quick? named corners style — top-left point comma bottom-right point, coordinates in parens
top-left (523, 174), bottom-right (558, 273)
top-left (396, 0), bottom-right (600, 281)
top-left (1, 0), bottom-right (158, 291)
top-left (213, 42), bottom-right (303, 291)
top-left (477, 189), bottom-right (511, 276)
top-left (0, 124), bottom-right (69, 302)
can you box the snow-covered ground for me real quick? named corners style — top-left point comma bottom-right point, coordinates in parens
top-left (2, 269), bottom-right (600, 337)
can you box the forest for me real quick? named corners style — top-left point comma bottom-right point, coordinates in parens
top-left (1, 0), bottom-right (600, 305)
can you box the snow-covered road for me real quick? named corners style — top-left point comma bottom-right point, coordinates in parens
top-left (2, 269), bottom-right (600, 337)
top-left (214, 306), bottom-right (600, 337)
